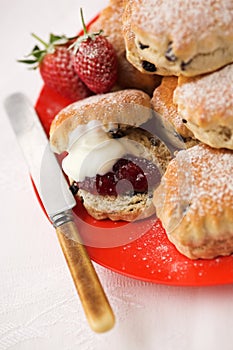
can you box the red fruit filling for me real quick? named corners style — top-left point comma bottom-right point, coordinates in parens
top-left (74, 155), bottom-right (161, 197)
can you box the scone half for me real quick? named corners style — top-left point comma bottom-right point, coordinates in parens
top-left (50, 89), bottom-right (171, 221)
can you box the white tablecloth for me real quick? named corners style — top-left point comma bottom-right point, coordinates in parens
top-left (1, 1), bottom-right (233, 349)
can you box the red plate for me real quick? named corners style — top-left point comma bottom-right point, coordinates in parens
top-left (34, 9), bottom-right (233, 285)
top-left (34, 84), bottom-right (233, 287)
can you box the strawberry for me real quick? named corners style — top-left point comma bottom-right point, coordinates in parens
top-left (71, 9), bottom-right (118, 94)
top-left (18, 33), bottom-right (91, 102)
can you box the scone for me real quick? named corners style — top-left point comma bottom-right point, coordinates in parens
top-left (151, 76), bottom-right (197, 148)
top-left (50, 89), bottom-right (171, 221)
top-left (153, 144), bottom-right (233, 259)
top-left (122, 0), bottom-right (233, 77)
top-left (89, 0), bottom-right (161, 95)
top-left (174, 64), bottom-right (233, 150)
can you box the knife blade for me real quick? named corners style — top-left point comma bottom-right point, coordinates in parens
top-left (4, 92), bottom-right (115, 333)
top-left (151, 109), bottom-right (185, 155)
top-left (142, 109), bottom-right (185, 157)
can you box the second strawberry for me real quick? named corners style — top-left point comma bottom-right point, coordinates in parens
top-left (71, 9), bottom-right (118, 94)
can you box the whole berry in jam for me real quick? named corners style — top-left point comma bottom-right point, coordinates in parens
top-left (77, 155), bottom-right (161, 196)
top-left (113, 158), bottom-right (148, 193)
top-left (96, 172), bottom-right (117, 196)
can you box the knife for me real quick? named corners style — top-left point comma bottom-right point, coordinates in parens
top-left (4, 92), bottom-right (115, 333)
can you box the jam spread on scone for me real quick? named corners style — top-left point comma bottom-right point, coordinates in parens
top-left (73, 155), bottom-right (161, 196)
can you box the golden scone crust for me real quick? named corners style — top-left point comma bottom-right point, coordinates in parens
top-left (89, 0), bottom-right (161, 95)
top-left (153, 144), bottom-right (233, 259)
top-left (151, 76), bottom-right (194, 139)
top-left (50, 89), bottom-right (152, 153)
top-left (122, 0), bottom-right (233, 77)
top-left (174, 64), bottom-right (233, 150)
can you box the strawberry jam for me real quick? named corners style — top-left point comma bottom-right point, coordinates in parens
top-left (75, 155), bottom-right (161, 196)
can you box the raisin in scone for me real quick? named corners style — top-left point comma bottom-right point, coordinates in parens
top-left (122, 0), bottom-right (233, 77)
top-left (50, 89), bottom-right (171, 221)
top-left (173, 64), bottom-right (233, 150)
top-left (153, 144), bottom-right (233, 259)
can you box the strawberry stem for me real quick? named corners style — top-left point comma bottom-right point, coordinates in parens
top-left (31, 33), bottom-right (49, 48)
top-left (80, 8), bottom-right (88, 35)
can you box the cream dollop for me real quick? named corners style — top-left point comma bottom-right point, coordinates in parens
top-left (62, 126), bottom-right (144, 182)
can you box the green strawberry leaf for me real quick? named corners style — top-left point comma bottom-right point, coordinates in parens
top-left (17, 59), bottom-right (38, 64)
top-left (18, 32), bottom-right (77, 68)
top-left (49, 33), bottom-right (68, 46)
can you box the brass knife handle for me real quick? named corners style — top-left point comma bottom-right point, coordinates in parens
top-left (55, 220), bottom-right (115, 333)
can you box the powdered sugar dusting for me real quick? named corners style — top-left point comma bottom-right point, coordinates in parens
top-left (60, 89), bottom-right (151, 129)
top-left (118, 218), bottom-right (228, 284)
top-left (89, 0), bottom-right (125, 53)
top-left (56, 89), bottom-right (151, 119)
top-left (129, 0), bottom-right (233, 56)
top-left (174, 64), bottom-right (233, 125)
top-left (50, 89), bottom-right (152, 152)
top-left (174, 144), bottom-right (233, 217)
